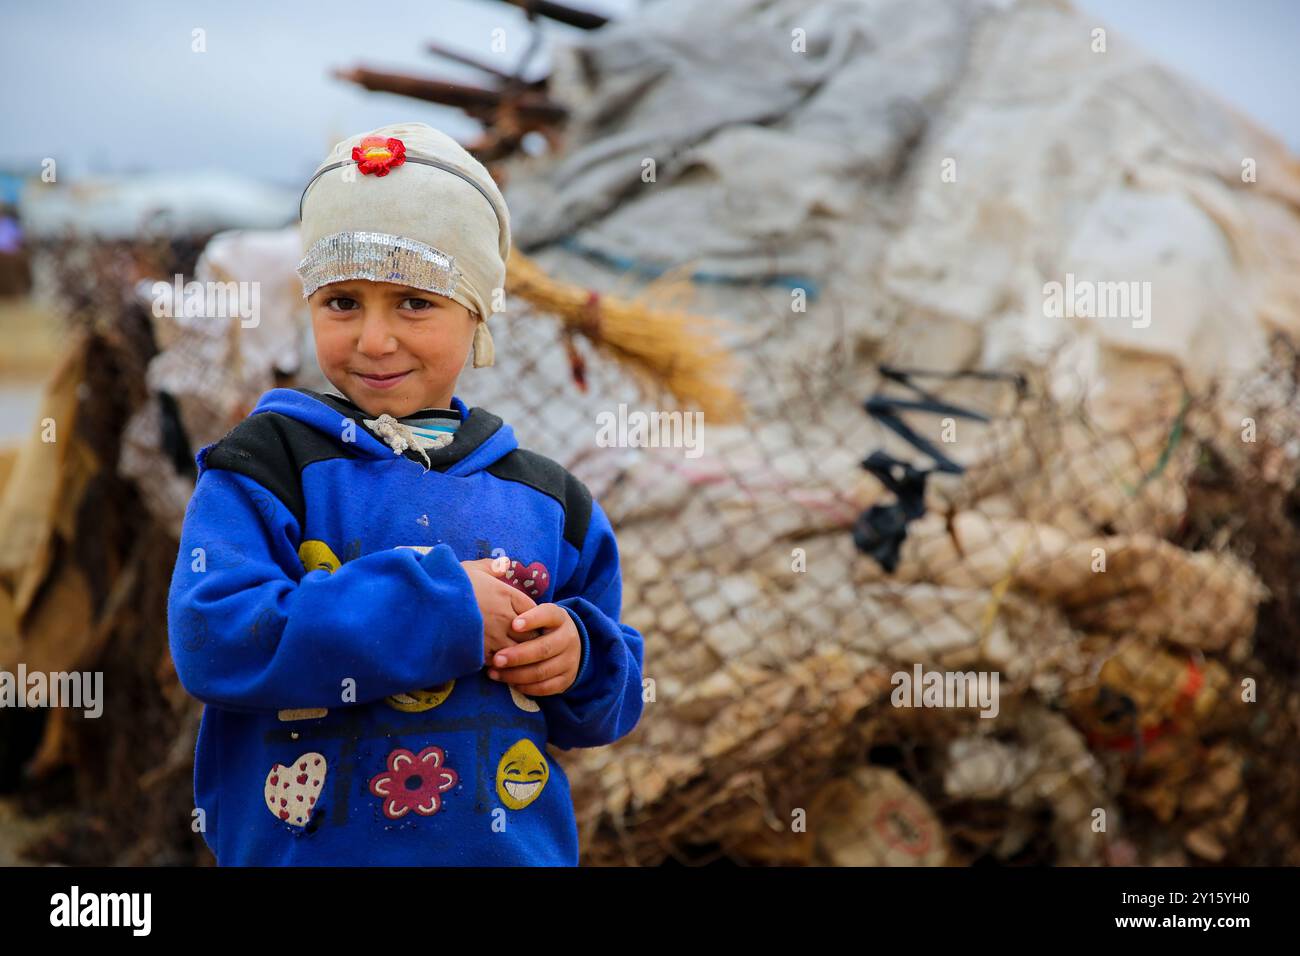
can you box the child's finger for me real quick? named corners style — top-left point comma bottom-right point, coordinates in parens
top-left (509, 603), bottom-right (566, 636)
top-left (507, 586), bottom-right (538, 618)
top-left (488, 655), bottom-right (567, 686)
top-left (490, 626), bottom-right (567, 669)
top-left (512, 675), bottom-right (572, 696)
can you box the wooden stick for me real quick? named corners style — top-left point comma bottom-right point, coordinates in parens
top-left (424, 40), bottom-right (547, 88)
top-left (333, 67), bottom-right (567, 125)
top-left (493, 0), bottom-right (609, 30)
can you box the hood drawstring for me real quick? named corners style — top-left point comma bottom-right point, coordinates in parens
top-left (364, 414), bottom-right (433, 470)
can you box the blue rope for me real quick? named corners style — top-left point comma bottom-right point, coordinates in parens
top-left (552, 235), bottom-right (822, 299)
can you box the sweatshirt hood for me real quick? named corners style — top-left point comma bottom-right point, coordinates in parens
top-left (249, 386), bottom-right (519, 476)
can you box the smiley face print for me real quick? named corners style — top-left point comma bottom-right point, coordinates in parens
top-left (386, 680), bottom-right (456, 713)
top-left (297, 539), bottom-right (342, 574)
top-left (496, 739), bottom-right (549, 810)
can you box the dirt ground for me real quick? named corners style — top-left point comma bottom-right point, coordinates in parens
top-left (0, 296), bottom-right (61, 378)
top-left (0, 296), bottom-right (60, 448)
top-left (0, 295), bottom-right (74, 863)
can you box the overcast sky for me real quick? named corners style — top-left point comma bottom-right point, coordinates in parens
top-left (0, 0), bottom-right (1296, 187)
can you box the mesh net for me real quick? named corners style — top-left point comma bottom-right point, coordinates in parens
top-left (4, 229), bottom-right (1299, 867)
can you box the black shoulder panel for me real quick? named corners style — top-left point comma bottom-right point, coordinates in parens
top-left (202, 412), bottom-right (353, 528)
top-left (486, 449), bottom-right (593, 552)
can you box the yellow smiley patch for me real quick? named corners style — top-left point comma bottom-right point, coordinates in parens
top-left (496, 739), bottom-right (548, 810)
top-left (298, 540), bottom-right (342, 574)
top-left (386, 680), bottom-right (456, 713)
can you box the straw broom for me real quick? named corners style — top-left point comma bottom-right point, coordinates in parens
top-left (504, 248), bottom-right (746, 423)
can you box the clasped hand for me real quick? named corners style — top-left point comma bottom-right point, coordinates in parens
top-left (460, 557), bottom-right (581, 696)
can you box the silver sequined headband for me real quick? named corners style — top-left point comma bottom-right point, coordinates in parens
top-left (296, 231), bottom-right (462, 300)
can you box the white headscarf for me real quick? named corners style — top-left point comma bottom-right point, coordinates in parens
top-left (296, 121), bottom-right (511, 367)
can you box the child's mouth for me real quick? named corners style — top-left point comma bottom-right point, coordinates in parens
top-left (353, 370), bottom-right (412, 390)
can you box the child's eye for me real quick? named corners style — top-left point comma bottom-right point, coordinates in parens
top-left (323, 296), bottom-right (359, 312)
top-left (399, 297), bottom-right (434, 312)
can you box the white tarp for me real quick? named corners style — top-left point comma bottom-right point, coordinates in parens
top-left (20, 170), bottom-right (296, 240)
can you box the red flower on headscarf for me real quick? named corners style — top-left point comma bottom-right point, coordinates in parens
top-left (369, 745), bottom-right (458, 819)
top-left (352, 136), bottom-right (406, 177)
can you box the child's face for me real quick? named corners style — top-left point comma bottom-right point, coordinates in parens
top-left (309, 279), bottom-right (477, 418)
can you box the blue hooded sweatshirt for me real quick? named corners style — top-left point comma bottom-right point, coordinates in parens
top-left (166, 387), bottom-right (645, 865)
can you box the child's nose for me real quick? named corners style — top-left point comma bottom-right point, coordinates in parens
top-left (356, 310), bottom-right (398, 356)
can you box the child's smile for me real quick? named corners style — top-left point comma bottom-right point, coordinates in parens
top-left (352, 368), bottom-right (414, 391)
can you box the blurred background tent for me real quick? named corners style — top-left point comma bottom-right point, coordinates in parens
top-left (1, 0), bottom-right (1299, 865)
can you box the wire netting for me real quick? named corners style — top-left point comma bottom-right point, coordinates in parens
top-left (4, 230), bottom-right (1298, 867)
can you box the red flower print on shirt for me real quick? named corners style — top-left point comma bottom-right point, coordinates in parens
top-left (368, 745), bottom-right (458, 820)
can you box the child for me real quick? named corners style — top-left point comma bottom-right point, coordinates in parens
top-left (167, 123), bottom-right (645, 866)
